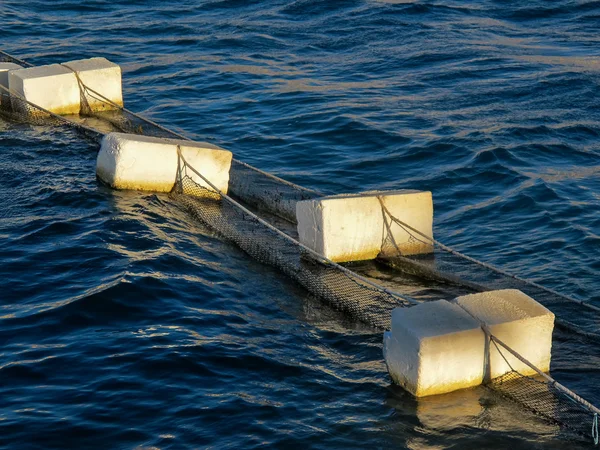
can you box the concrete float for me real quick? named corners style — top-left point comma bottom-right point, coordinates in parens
top-left (296, 190), bottom-right (433, 263)
top-left (384, 289), bottom-right (554, 397)
top-left (96, 132), bottom-right (232, 195)
top-left (7, 57), bottom-right (122, 116)
top-left (8, 64), bottom-right (81, 115)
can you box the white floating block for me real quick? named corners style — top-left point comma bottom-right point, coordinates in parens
top-left (62, 57), bottom-right (123, 111)
top-left (0, 62), bottom-right (22, 110)
top-left (455, 289), bottom-right (555, 379)
top-left (96, 132), bottom-right (232, 195)
top-left (8, 64), bottom-right (80, 115)
top-left (384, 300), bottom-right (485, 397)
top-left (296, 190), bottom-right (433, 263)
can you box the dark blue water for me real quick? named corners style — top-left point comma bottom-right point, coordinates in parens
top-left (2, 1), bottom-right (600, 448)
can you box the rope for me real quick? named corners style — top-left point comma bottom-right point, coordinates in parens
top-left (377, 195), bottom-right (403, 255)
top-left (377, 200), bottom-right (600, 314)
top-left (0, 49), bottom-right (33, 67)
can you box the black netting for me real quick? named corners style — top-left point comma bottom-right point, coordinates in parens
top-left (0, 84), bottom-right (104, 144)
top-left (171, 160), bottom-right (410, 330)
top-left (489, 371), bottom-right (593, 438)
top-left (170, 155), bottom-right (600, 444)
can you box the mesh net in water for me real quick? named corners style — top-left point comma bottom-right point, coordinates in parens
top-left (1, 49), bottom-right (599, 445)
top-left (171, 154), bottom-right (411, 330)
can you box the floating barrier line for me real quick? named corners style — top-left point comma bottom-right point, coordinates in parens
top-left (4, 49), bottom-right (594, 317)
top-left (2, 49), bottom-right (600, 443)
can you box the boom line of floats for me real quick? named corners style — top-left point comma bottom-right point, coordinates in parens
top-left (2, 56), bottom-right (597, 431)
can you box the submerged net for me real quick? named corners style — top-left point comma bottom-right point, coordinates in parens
top-left (488, 335), bottom-right (599, 443)
top-left (2, 49), bottom-right (600, 445)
